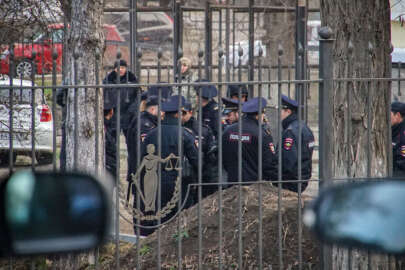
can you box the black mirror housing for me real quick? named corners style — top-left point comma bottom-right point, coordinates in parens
top-left (0, 171), bottom-right (110, 256)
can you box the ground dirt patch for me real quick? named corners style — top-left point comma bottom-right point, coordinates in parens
top-left (98, 184), bottom-right (320, 269)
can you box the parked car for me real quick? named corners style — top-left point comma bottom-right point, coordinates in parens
top-left (0, 24), bottom-right (125, 78)
top-left (103, 11), bottom-right (173, 49)
top-left (0, 75), bottom-right (53, 165)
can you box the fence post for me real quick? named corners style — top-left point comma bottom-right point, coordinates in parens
top-left (318, 26), bottom-right (334, 270)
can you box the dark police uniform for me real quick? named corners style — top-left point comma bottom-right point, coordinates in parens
top-left (222, 97), bottom-right (278, 183)
top-left (195, 82), bottom-right (220, 138)
top-left (183, 102), bottom-right (218, 198)
top-left (391, 101), bottom-right (405, 177)
top-left (104, 100), bottom-right (117, 179)
top-left (280, 95), bottom-right (315, 192)
top-left (134, 95), bottom-right (199, 236)
top-left (227, 83), bottom-right (248, 100)
top-left (126, 96), bottom-right (159, 184)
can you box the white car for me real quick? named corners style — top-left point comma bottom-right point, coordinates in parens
top-left (0, 75), bottom-right (53, 165)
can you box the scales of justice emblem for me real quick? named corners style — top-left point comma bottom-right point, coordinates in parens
top-left (131, 144), bottom-right (182, 221)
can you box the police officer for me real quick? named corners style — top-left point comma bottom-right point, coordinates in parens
top-left (227, 84), bottom-right (248, 102)
top-left (126, 96), bottom-right (160, 184)
top-left (195, 81), bottom-right (220, 138)
top-left (280, 95), bottom-right (315, 192)
top-left (221, 97), bottom-right (241, 129)
top-left (391, 101), bottom-right (405, 177)
top-left (182, 102), bottom-right (218, 198)
top-left (222, 97), bottom-right (278, 183)
top-left (134, 95), bottom-right (199, 236)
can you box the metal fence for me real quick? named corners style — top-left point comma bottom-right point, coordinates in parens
top-left (0, 30), bottom-right (405, 270)
top-left (1, 2), bottom-right (405, 270)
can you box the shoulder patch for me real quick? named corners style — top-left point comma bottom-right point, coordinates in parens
top-left (401, 146), bottom-right (405, 157)
top-left (213, 106), bottom-right (218, 111)
top-left (269, 142), bottom-right (275, 154)
top-left (284, 137), bottom-right (293, 150)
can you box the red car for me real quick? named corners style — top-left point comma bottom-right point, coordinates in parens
top-left (0, 24), bottom-right (124, 77)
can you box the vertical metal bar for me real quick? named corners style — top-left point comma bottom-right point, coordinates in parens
top-left (277, 44), bottom-right (284, 270)
top-left (157, 81), bottom-right (162, 270)
top-left (237, 46), bottom-right (243, 269)
top-left (177, 71), bottom-right (184, 270)
top-left (398, 61), bottom-right (402, 97)
top-left (94, 50), bottom-right (100, 270)
top-left (296, 50), bottom-right (303, 270)
top-left (367, 43), bottom-right (373, 178)
top-left (114, 54), bottom-right (121, 270)
top-left (130, 0), bottom-right (137, 73)
top-left (31, 51), bottom-right (37, 170)
top-left (232, 0), bottom-right (236, 81)
top-left (257, 45), bottom-right (263, 269)
top-left (248, 0), bottom-right (254, 98)
top-left (295, 0), bottom-right (306, 102)
top-left (73, 52), bottom-right (79, 171)
top-left (346, 41), bottom-right (353, 178)
top-left (8, 47), bottom-right (15, 174)
top-left (52, 49), bottom-right (58, 172)
top-left (217, 49), bottom-right (224, 270)
top-left (197, 74), bottom-right (203, 270)
top-left (318, 27), bottom-right (334, 270)
top-left (225, 0), bottom-right (230, 83)
top-left (147, 66), bottom-right (150, 84)
top-left (173, 0), bottom-right (180, 82)
top-left (137, 48), bottom-right (142, 84)
top-left (205, 1), bottom-right (212, 80)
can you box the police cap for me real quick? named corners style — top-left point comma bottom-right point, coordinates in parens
top-left (391, 101), bottom-right (405, 114)
top-left (222, 97), bottom-right (240, 115)
top-left (281, 95), bottom-right (298, 111)
top-left (228, 84), bottom-right (248, 98)
top-left (196, 84), bottom-right (218, 99)
top-left (183, 101), bottom-right (193, 112)
top-left (162, 95), bottom-right (186, 112)
top-left (145, 96), bottom-right (159, 107)
top-left (147, 84), bottom-right (173, 100)
top-left (242, 97), bottom-right (267, 113)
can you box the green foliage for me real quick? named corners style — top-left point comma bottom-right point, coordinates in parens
top-left (172, 230), bottom-right (189, 242)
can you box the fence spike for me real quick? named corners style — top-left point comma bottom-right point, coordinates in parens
top-left (278, 44), bottom-right (284, 56)
top-left (52, 48), bottom-right (58, 60)
top-left (178, 47), bottom-right (183, 59)
top-left (157, 47), bottom-right (162, 59)
top-left (318, 26), bottom-right (332, 39)
top-left (368, 42), bottom-right (374, 55)
top-left (258, 44), bottom-right (263, 57)
top-left (348, 40), bottom-right (354, 55)
top-left (218, 47), bottom-right (224, 58)
top-left (198, 48), bottom-right (204, 58)
top-left (238, 43), bottom-right (243, 57)
top-left (137, 47), bottom-right (142, 59)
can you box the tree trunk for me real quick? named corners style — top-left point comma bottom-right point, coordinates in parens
top-left (320, 0), bottom-right (394, 269)
top-left (63, 0), bottom-right (105, 173)
top-left (60, 0), bottom-right (105, 269)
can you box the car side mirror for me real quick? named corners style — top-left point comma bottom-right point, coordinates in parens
top-left (303, 180), bottom-right (405, 254)
top-left (0, 171), bottom-right (110, 256)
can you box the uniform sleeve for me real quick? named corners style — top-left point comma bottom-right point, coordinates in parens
top-left (281, 129), bottom-right (298, 179)
top-left (262, 132), bottom-right (278, 181)
top-left (183, 131), bottom-right (199, 170)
